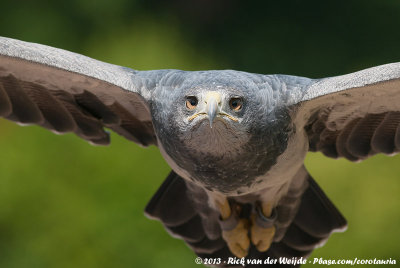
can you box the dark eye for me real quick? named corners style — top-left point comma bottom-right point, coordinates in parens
top-left (229, 97), bottom-right (243, 111)
top-left (186, 96), bottom-right (198, 110)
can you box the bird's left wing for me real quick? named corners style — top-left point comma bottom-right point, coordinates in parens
top-left (0, 36), bottom-right (160, 146)
top-left (295, 62), bottom-right (400, 161)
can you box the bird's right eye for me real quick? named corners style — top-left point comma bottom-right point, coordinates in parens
top-left (186, 96), bottom-right (198, 110)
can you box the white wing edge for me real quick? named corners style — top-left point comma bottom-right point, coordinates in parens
top-left (302, 62), bottom-right (400, 101)
top-left (0, 36), bottom-right (141, 94)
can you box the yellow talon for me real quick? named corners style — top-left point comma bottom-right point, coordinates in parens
top-left (222, 218), bottom-right (250, 258)
top-left (251, 213), bottom-right (275, 252)
top-left (215, 198), bottom-right (250, 257)
top-left (250, 202), bottom-right (276, 252)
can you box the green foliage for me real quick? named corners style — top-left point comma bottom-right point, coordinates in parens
top-left (0, 1), bottom-right (399, 267)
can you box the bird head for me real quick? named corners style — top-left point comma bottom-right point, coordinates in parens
top-left (150, 70), bottom-right (292, 194)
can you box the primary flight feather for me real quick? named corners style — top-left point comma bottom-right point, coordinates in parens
top-left (0, 36), bottom-right (399, 266)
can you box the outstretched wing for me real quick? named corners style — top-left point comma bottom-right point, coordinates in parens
top-left (0, 36), bottom-right (158, 146)
top-left (297, 62), bottom-right (400, 161)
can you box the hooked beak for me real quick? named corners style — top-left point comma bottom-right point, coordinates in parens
top-left (205, 92), bottom-right (221, 128)
top-left (187, 91), bottom-right (238, 125)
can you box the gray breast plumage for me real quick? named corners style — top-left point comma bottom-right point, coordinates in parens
top-left (152, 97), bottom-right (294, 195)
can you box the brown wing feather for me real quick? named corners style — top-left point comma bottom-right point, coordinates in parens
top-left (371, 112), bottom-right (400, 154)
top-left (303, 79), bottom-right (400, 161)
top-left (0, 55), bottom-right (156, 146)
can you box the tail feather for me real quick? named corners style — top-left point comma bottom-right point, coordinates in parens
top-left (188, 237), bottom-right (226, 254)
top-left (145, 170), bottom-right (347, 267)
top-left (165, 215), bottom-right (204, 243)
top-left (281, 224), bottom-right (326, 251)
top-left (145, 171), bottom-right (196, 226)
top-left (294, 178), bottom-right (347, 238)
top-left (268, 243), bottom-right (312, 258)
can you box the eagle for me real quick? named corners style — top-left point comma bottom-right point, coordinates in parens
top-left (0, 36), bottom-right (399, 266)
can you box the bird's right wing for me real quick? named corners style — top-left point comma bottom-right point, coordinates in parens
top-left (0, 36), bottom-right (164, 146)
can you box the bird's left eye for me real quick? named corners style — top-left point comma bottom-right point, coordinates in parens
top-left (186, 96), bottom-right (198, 110)
top-left (229, 97), bottom-right (243, 111)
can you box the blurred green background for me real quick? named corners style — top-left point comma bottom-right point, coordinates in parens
top-left (0, 1), bottom-right (399, 267)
